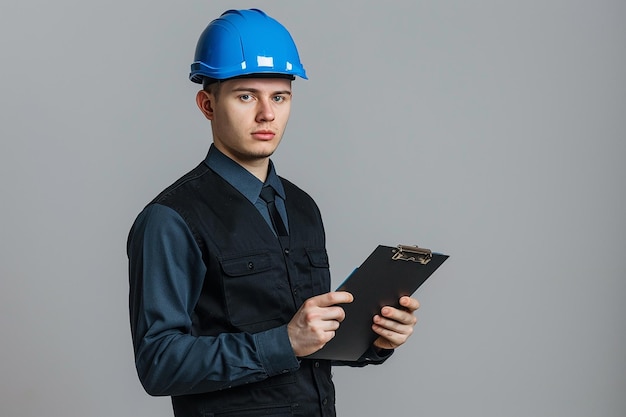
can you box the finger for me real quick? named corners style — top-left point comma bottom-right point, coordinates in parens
top-left (372, 330), bottom-right (408, 350)
top-left (311, 317), bottom-right (342, 332)
top-left (308, 291), bottom-right (353, 308)
top-left (327, 318), bottom-right (342, 331)
top-left (380, 306), bottom-right (418, 326)
top-left (315, 305), bottom-right (347, 323)
top-left (399, 296), bottom-right (420, 312)
top-left (371, 322), bottom-right (413, 349)
top-left (372, 324), bottom-right (409, 342)
top-left (328, 291), bottom-right (354, 305)
top-left (374, 313), bottom-right (416, 333)
top-left (374, 312), bottom-right (416, 335)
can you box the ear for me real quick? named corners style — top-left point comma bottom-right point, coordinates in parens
top-left (196, 90), bottom-right (215, 120)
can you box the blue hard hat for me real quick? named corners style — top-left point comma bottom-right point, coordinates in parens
top-left (190, 9), bottom-right (308, 83)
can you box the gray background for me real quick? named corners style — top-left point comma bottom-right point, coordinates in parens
top-left (1, 1), bottom-right (624, 416)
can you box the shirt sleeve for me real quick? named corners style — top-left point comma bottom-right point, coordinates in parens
top-left (127, 204), bottom-right (300, 397)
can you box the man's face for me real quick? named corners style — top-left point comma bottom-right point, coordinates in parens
top-left (203, 77), bottom-right (292, 170)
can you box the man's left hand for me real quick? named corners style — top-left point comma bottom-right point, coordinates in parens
top-left (372, 296), bottom-right (420, 350)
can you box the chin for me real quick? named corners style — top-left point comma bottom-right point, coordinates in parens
top-left (252, 143), bottom-right (279, 158)
top-left (237, 148), bottom-right (276, 161)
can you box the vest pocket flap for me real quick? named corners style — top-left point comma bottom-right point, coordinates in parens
top-left (219, 252), bottom-right (273, 277)
top-left (305, 248), bottom-right (329, 268)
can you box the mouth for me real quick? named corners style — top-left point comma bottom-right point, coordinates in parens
top-left (251, 130), bottom-right (276, 141)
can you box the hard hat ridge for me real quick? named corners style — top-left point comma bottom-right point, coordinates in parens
top-left (190, 8), bottom-right (308, 84)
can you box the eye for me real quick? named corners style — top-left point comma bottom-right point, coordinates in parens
top-left (239, 94), bottom-right (253, 102)
top-left (272, 95), bottom-right (286, 103)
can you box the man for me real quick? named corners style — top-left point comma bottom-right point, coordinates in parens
top-left (128, 8), bottom-right (420, 416)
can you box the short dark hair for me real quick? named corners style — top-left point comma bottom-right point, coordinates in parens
top-left (202, 78), bottom-right (223, 99)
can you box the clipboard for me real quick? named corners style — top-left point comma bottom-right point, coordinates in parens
top-left (306, 244), bottom-right (449, 361)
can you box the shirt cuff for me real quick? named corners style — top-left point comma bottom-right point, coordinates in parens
top-left (358, 345), bottom-right (394, 363)
top-left (253, 325), bottom-right (300, 377)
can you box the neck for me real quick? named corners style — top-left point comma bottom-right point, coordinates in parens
top-left (210, 143), bottom-right (272, 182)
top-left (226, 153), bottom-right (271, 182)
top-left (242, 159), bottom-right (270, 182)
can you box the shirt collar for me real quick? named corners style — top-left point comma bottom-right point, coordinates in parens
top-left (203, 144), bottom-right (286, 204)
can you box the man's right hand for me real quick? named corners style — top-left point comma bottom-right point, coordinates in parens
top-left (287, 291), bottom-right (354, 357)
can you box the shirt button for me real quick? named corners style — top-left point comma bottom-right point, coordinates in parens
top-left (314, 361), bottom-right (320, 368)
top-left (322, 398), bottom-right (328, 405)
top-left (247, 262), bottom-right (254, 269)
top-left (284, 248), bottom-right (290, 255)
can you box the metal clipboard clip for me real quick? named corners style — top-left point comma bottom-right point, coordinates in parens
top-left (391, 244), bottom-right (433, 265)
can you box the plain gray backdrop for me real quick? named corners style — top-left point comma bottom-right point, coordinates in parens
top-left (1, 1), bottom-right (624, 416)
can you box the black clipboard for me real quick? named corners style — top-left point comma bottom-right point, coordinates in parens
top-left (306, 244), bottom-right (449, 361)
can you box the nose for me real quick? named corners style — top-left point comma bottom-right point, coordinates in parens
top-left (255, 98), bottom-right (275, 122)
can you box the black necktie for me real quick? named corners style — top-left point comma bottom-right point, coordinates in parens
top-left (260, 186), bottom-right (288, 236)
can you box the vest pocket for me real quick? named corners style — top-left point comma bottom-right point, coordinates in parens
top-left (304, 248), bottom-right (331, 296)
top-left (219, 251), bottom-right (289, 328)
top-left (305, 248), bottom-right (329, 268)
top-left (220, 251), bottom-right (273, 276)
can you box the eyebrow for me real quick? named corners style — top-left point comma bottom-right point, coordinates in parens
top-left (230, 87), bottom-right (292, 96)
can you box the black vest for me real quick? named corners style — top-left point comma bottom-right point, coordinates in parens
top-left (152, 162), bottom-right (336, 417)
